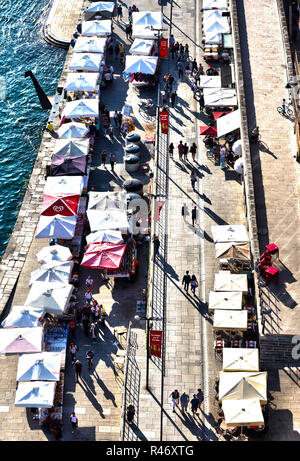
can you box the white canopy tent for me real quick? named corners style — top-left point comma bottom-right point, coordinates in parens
top-left (85, 2), bottom-right (115, 14)
top-left (1, 307), bottom-right (44, 329)
top-left (64, 73), bottom-right (99, 92)
top-left (15, 381), bottom-right (56, 408)
top-left (203, 88), bottom-right (237, 107)
top-left (0, 327), bottom-right (43, 354)
top-left (17, 352), bottom-right (62, 382)
top-left (199, 75), bottom-right (221, 88)
top-left (81, 20), bottom-right (112, 37)
top-left (203, 16), bottom-right (230, 34)
top-left (132, 25), bottom-right (158, 40)
top-left (203, 0), bottom-right (228, 9)
top-left (29, 261), bottom-right (74, 286)
top-left (222, 348), bottom-right (260, 372)
top-left (88, 191), bottom-right (127, 211)
top-left (25, 282), bottom-right (73, 315)
top-left (53, 138), bottom-right (89, 157)
top-left (35, 215), bottom-right (77, 240)
top-left (203, 32), bottom-right (223, 45)
top-left (211, 225), bottom-right (249, 244)
top-left (213, 309), bottom-right (248, 331)
top-left (36, 244), bottom-right (73, 265)
top-left (217, 109), bottom-right (241, 137)
top-left (69, 53), bottom-right (103, 72)
top-left (218, 371), bottom-right (268, 404)
top-left (129, 38), bottom-right (155, 56)
top-left (57, 122), bottom-right (89, 139)
top-left (203, 9), bottom-right (224, 21)
top-left (222, 399), bottom-right (264, 427)
top-left (232, 139), bottom-right (243, 157)
top-left (214, 272), bottom-right (248, 292)
top-left (208, 291), bottom-right (242, 311)
top-left (87, 209), bottom-right (129, 232)
top-left (43, 176), bottom-right (84, 196)
top-left (234, 157), bottom-right (244, 175)
top-left (85, 229), bottom-right (123, 245)
top-left (73, 36), bottom-right (107, 54)
top-left (124, 56), bottom-right (158, 75)
top-left (132, 11), bottom-right (163, 28)
top-left (62, 99), bottom-right (99, 119)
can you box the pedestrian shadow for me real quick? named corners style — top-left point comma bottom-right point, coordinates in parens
top-left (78, 377), bottom-right (105, 419)
top-left (258, 140), bottom-right (278, 159)
top-left (172, 159), bottom-right (188, 172)
top-left (156, 254), bottom-right (179, 281)
top-left (196, 162), bottom-right (212, 175)
top-left (176, 410), bottom-right (204, 440)
top-left (93, 369), bottom-right (118, 407)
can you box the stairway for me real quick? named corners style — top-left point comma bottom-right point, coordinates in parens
top-left (260, 335), bottom-right (300, 366)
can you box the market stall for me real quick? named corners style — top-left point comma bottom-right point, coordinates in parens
top-left (217, 109), bottom-right (241, 138)
top-left (61, 99), bottom-right (99, 120)
top-left (202, 0), bottom-right (228, 9)
top-left (51, 155), bottom-right (88, 177)
top-left (84, 2), bottom-right (115, 20)
top-left (43, 176), bottom-right (84, 196)
top-left (53, 138), bottom-right (90, 158)
top-left (0, 327), bottom-right (43, 354)
top-left (211, 225), bottom-right (249, 244)
top-left (85, 229), bottom-right (123, 245)
top-left (124, 56), bottom-right (159, 87)
top-left (16, 352), bottom-right (62, 382)
top-left (132, 24), bottom-right (159, 40)
top-left (213, 309), bottom-right (248, 331)
top-left (1, 306), bottom-right (45, 329)
top-left (222, 348), bottom-right (260, 372)
top-left (41, 194), bottom-right (80, 216)
top-left (73, 36), bottom-right (108, 54)
top-left (81, 20), bottom-right (112, 37)
top-left (88, 190), bottom-right (127, 211)
top-left (36, 244), bottom-right (73, 265)
top-left (203, 87), bottom-right (237, 107)
top-left (35, 215), bottom-right (77, 240)
top-left (222, 399), bottom-right (264, 428)
top-left (29, 261), bottom-right (74, 286)
top-left (64, 73), bottom-right (100, 101)
top-left (57, 122), bottom-right (90, 139)
top-left (199, 75), bottom-right (222, 88)
top-left (129, 38), bottom-right (156, 56)
top-left (68, 53), bottom-right (104, 72)
top-left (218, 371), bottom-right (268, 404)
top-left (132, 11), bottom-right (163, 28)
top-left (86, 209), bottom-right (129, 232)
top-left (208, 291), bottom-right (242, 311)
top-left (214, 272), bottom-right (248, 292)
top-left (25, 282), bottom-right (74, 315)
top-left (15, 381), bottom-right (57, 407)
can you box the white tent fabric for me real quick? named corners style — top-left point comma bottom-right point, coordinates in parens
top-left (1, 307), bottom-right (44, 329)
top-left (64, 73), bottom-right (99, 92)
top-left (203, 88), bottom-right (237, 107)
top-left (17, 352), bottom-right (62, 382)
top-left (203, 32), bottom-right (223, 45)
top-left (44, 176), bottom-right (84, 196)
top-left (132, 11), bottom-right (163, 27)
top-left (62, 99), bottom-right (99, 119)
top-left (25, 282), bottom-right (73, 315)
top-left (199, 75), bottom-right (221, 88)
top-left (222, 399), bottom-right (264, 427)
top-left (203, 0), bottom-right (228, 9)
top-left (218, 371), bottom-right (268, 403)
top-left (36, 245), bottom-right (73, 265)
top-left (87, 209), bottom-right (129, 232)
top-left (53, 138), bottom-right (90, 157)
top-left (85, 2), bottom-right (115, 14)
top-left (222, 348), bottom-right (260, 372)
top-left (234, 157), bottom-right (244, 175)
top-left (57, 122), bottom-right (89, 139)
top-left (15, 381), bottom-right (56, 408)
top-left (213, 309), bottom-right (248, 331)
top-left (69, 53), bottom-right (103, 72)
top-left (73, 36), bottom-right (107, 53)
top-left (0, 327), bottom-right (43, 354)
top-left (29, 261), bottom-right (74, 286)
top-left (203, 16), bottom-right (230, 34)
top-left (86, 229), bottom-right (123, 245)
top-left (217, 109), bottom-right (241, 137)
top-left (208, 291), bottom-right (242, 311)
top-left (132, 24), bottom-right (158, 40)
top-left (203, 9), bottom-right (224, 21)
top-left (214, 272), bottom-right (248, 292)
top-left (129, 38), bottom-right (155, 56)
top-left (88, 191), bottom-right (127, 211)
top-left (35, 215), bottom-right (77, 240)
top-left (211, 225), bottom-right (249, 243)
top-left (124, 56), bottom-right (158, 75)
top-left (81, 20), bottom-right (112, 37)
top-left (232, 139), bottom-right (243, 157)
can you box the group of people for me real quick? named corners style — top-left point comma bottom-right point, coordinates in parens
top-left (169, 140), bottom-right (198, 162)
top-left (170, 388), bottom-right (203, 416)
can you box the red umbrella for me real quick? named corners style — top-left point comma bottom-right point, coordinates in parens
top-left (81, 242), bottom-right (127, 270)
top-left (41, 194), bottom-right (80, 216)
top-left (199, 126), bottom-right (217, 136)
top-left (212, 111), bottom-right (230, 120)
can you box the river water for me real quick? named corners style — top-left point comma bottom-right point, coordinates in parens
top-left (0, 0), bottom-right (66, 256)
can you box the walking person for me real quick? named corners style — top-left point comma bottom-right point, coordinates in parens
top-left (101, 149), bottom-right (107, 167)
top-left (192, 58), bottom-right (198, 74)
top-left (190, 274), bottom-right (198, 296)
top-left (108, 125), bottom-right (114, 142)
top-left (117, 111), bottom-right (123, 128)
top-left (70, 412), bottom-right (78, 434)
top-left (183, 143), bottom-right (189, 161)
top-left (190, 170), bottom-right (197, 190)
top-left (191, 394), bottom-right (200, 417)
top-left (178, 140), bottom-right (184, 161)
top-left (196, 388), bottom-right (204, 410)
top-left (110, 152), bottom-right (116, 172)
top-left (85, 288), bottom-right (93, 306)
top-left (174, 41), bottom-right (179, 57)
top-left (182, 271), bottom-right (191, 292)
top-left (180, 392), bottom-right (189, 413)
top-left (69, 342), bottom-right (78, 364)
top-left (192, 206), bottom-right (197, 227)
top-left (153, 235), bottom-right (160, 259)
top-left (86, 349), bottom-right (95, 370)
top-left (170, 389), bottom-right (180, 413)
top-left (82, 315), bottom-right (90, 337)
top-left (169, 142), bottom-right (174, 159)
top-left (90, 322), bottom-right (97, 344)
top-left (128, 5), bottom-right (133, 21)
top-left (282, 98), bottom-right (287, 115)
top-left (117, 4), bottom-right (123, 21)
top-left (199, 93), bottom-right (205, 112)
top-left (113, 110), bottom-right (119, 127)
top-left (74, 360), bottom-right (82, 383)
top-left (190, 142), bottom-right (197, 162)
top-left (170, 90), bottom-right (177, 108)
top-left (177, 59), bottom-right (184, 79)
top-left (85, 275), bottom-right (93, 290)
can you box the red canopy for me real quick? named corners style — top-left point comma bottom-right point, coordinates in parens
top-left (199, 126), bottom-right (217, 136)
top-left (81, 242), bottom-right (127, 270)
top-left (41, 194), bottom-right (80, 216)
top-left (212, 111), bottom-right (230, 120)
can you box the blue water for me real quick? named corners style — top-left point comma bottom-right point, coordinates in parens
top-left (0, 0), bottom-right (66, 256)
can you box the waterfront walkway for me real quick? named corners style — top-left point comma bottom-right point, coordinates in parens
top-left (44, 0), bottom-right (86, 46)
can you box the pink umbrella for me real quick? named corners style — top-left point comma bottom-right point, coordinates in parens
top-left (81, 242), bottom-right (127, 270)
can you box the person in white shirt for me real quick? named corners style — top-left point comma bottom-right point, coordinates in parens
top-left (85, 276), bottom-right (93, 289)
top-left (70, 412), bottom-right (78, 433)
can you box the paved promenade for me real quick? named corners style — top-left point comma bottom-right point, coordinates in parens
top-left (44, 0), bottom-right (86, 45)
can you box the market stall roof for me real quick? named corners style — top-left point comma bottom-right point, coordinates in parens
top-left (232, 139), bottom-right (242, 157)
top-left (1, 307), bottom-right (44, 329)
top-left (222, 399), bottom-right (264, 427)
top-left (57, 122), bottom-right (89, 139)
top-left (85, 2), bottom-right (115, 14)
top-left (203, 32), bottom-right (223, 45)
top-left (199, 126), bottom-right (217, 136)
top-left (44, 176), bottom-right (84, 196)
top-left (85, 229), bottom-right (123, 245)
top-left (218, 371), bottom-right (268, 404)
top-left (213, 111), bottom-right (231, 120)
top-left (203, 87), bottom-right (237, 107)
top-left (73, 36), bottom-right (108, 53)
top-left (25, 282), bottom-right (73, 315)
top-left (203, 0), bottom-right (228, 9)
top-left (81, 242), bottom-right (127, 269)
top-left (53, 138), bottom-right (89, 158)
top-left (217, 109), bottom-right (241, 137)
top-left (124, 55), bottom-right (158, 75)
top-left (132, 24), bottom-right (158, 40)
top-left (17, 352), bottom-right (62, 382)
top-left (81, 20), bottom-right (112, 37)
top-left (29, 261), bottom-right (74, 286)
top-left (213, 309), bottom-right (248, 331)
top-left (132, 11), bottom-right (163, 27)
top-left (234, 157), bottom-right (244, 175)
top-left (208, 291), bottom-right (242, 311)
top-left (62, 98), bottom-right (99, 119)
top-left (222, 348), bottom-right (260, 372)
top-left (199, 75), bottom-right (222, 88)
top-left (87, 209), bottom-right (129, 232)
top-left (203, 9), bottom-right (224, 21)
top-left (41, 194), bottom-right (80, 216)
top-left (88, 190), bottom-right (127, 211)
top-left (64, 72), bottom-right (99, 92)
top-left (0, 327), bottom-right (43, 354)
top-left (203, 17), bottom-right (230, 34)
top-left (214, 272), bottom-right (248, 292)
top-left (215, 242), bottom-right (250, 260)
top-left (36, 244), bottom-right (73, 265)
top-left (51, 155), bottom-right (87, 177)
top-left (35, 215), bottom-right (77, 240)
top-left (211, 225), bottom-right (249, 243)
top-left (129, 38), bottom-right (155, 56)
top-left (15, 381), bottom-right (56, 408)
top-left (69, 52), bottom-right (103, 72)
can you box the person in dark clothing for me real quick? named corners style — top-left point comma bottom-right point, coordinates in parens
top-left (82, 316), bottom-right (90, 336)
top-left (74, 360), bottom-right (82, 383)
top-left (191, 394), bottom-right (200, 416)
top-left (199, 94), bottom-right (205, 112)
top-left (169, 142), bottom-right (174, 158)
top-left (170, 91), bottom-right (177, 108)
top-left (153, 235), bottom-right (160, 259)
top-left (182, 271), bottom-right (191, 292)
top-left (192, 58), bottom-right (198, 74)
top-left (192, 206), bottom-right (197, 227)
top-left (88, 123), bottom-right (97, 137)
top-left (117, 111), bottom-right (123, 128)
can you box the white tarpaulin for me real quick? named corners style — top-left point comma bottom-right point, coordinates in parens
top-left (213, 309), bottom-right (248, 331)
top-left (53, 138), bottom-right (89, 157)
top-left (87, 209), bottom-right (129, 232)
top-left (232, 139), bottom-right (242, 157)
top-left (223, 348), bottom-right (260, 372)
top-left (64, 73), bottom-right (99, 92)
top-left (208, 291), bottom-right (242, 311)
top-left (132, 24), bottom-right (158, 40)
top-left (36, 245), bottom-right (73, 265)
top-left (203, 88), bottom-right (237, 107)
top-left (25, 282), bottom-right (73, 315)
top-left (1, 307), bottom-right (44, 329)
top-left (35, 215), bottom-right (77, 240)
top-left (132, 11), bottom-right (163, 27)
top-left (62, 99), bottom-right (99, 119)
top-left (29, 261), bottom-right (74, 286)
top-left (73, 36), bottom-right (107, 53)
top-left (211, 225), bottom-right (249, 243)
top-left (203, 17), bottom-right (230, 34)
top-left (81, 20), bottom-right (112, 37)
top-left (203, 9), bottom-right (224, 21)
top-left (124, 56), bottom-right (158, 75)
top-left (17, 352), bottom-right (62, 382)
top-left (199, 75), bottom-right (221, 88)
top-left (214, 272), bottom-right (248, 292)
top-left (222, 399), bottom-right (264, 427)
top-left (86, 229), bottom-right (123, 245)
top-left (44, 176), bottom-right (84, 196)
top-left (203, 0), bottom-right (228, 9)
top-left (69, 53), bottom-right (103, 72)
top-left (88, 191), bottom-right (127, 211)
top-left (234, 157), bottom-right (244, 175)
top-left (0, 327), bottom-right (43, 354)
top-left (15, 381), bottom-right (56, 408)
top-left (86, 2), bottom-right (115, 14)
top-left (218, 371), bottom-right (268, 404)
top-left (217, 109), bottom-right (241, 137)
top-left (129, 38), bottom-right (155, 56)
top-left (57, 122), bottom-right (89, 139)
top-left (203, 32), bottom-right (223, 45)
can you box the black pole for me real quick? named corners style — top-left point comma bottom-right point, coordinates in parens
top-left (146, 317), bottom-right (150, 390)
top-left (24, 71), bottom-right (52, 110)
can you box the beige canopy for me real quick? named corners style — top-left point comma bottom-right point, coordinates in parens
top-left (219, 371), bottom-right (268, 404)
top-left (213, 309), bottom-right (248, 331)
top-left (222, 399), bottom-right (264, 427)
top-left (222, 348), bottom-right (259, 372)
top-left (214, 272), bottom-right (248, 292)
top-left (208, 291), bottom-right (242, 311)
top-left (215, 242), bottom-right (250, 260)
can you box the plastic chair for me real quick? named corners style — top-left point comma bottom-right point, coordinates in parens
top-left (265, 266), bottom-right (279, 284)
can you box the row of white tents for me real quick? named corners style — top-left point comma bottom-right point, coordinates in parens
top-left (202, 1), bottom-right (230, 46)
